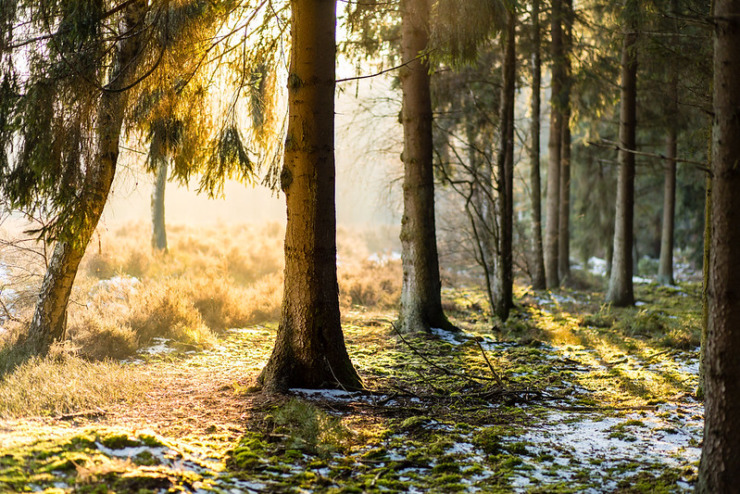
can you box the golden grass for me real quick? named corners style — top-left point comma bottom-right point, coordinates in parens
top-left (0, 348), bottom-right (148, 419)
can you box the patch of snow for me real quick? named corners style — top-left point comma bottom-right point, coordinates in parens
top-left (430, 327), bottom-right (468, 345)
top-left (633, 276), bottom-right (653, 284)
top-left (635, 301), bottom-right (647, 306)
top-left (90, 275), bottom-right (140, 299)
top-left (588, 257), bottom-right (608, 277)
top-left (446, 442), bottom-right (477, 456)
top-left (95, 442), bottom-right (169, 460)
top-left (138, 337), bottom-right (174, 355)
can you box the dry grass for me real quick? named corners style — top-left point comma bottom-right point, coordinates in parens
top-left (0, 221), bottom-right (403, 362)
top-left (0, 346), bottom-right (148, 419)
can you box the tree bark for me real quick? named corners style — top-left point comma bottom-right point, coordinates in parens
top-left (492, 7), bottom-right (516, 321)
top-left (26, 1), bottom-right (148, 354)
top-left (258, 0), bottom-right (362, 392)
top-left (545, 0), bottom-right (563, 289)
top-left (151, 158), bottom-right (168, 252)
top-left (557, 0), bottom-right (573, 283)
top-left (697, 0), bottom-right (740, 489)
top-left (529, 0), bottom-right (546, 290)
top-left (605, 0), bottom-right (638, 307)
top-left (398, 0), bottom-right (455, 333)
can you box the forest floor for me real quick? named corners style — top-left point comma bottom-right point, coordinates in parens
top-left (0, 279), bottom-right (702, 493)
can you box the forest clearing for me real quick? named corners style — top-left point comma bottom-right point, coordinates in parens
top-left (1, 0), bottom-right (739, 491)
top-left (0, 223), bottom-right (702, 493)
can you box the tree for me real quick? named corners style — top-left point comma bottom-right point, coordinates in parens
top-left (397, 0), bottom-right (456, 333)
top-left (18, 0), bottom-right (151, 353)
top-left (150, 135), bottom-right (169, 253)
top-left (492, 5), bottom-right (516, 321)
top-left (697, 0), bottom-right (740, 490)
top-left (657, 0), bottom-right (680, 286)
top-left (605, 0), bottom-right (639, 307)
top-left (258, 0), bottom-right (362, 392)
top-left (545, 0), bottom-right (564, 288)
top-left (529, 0), bottom-right (546, 290)
top-left (557, 0), bottom-right (574, 282)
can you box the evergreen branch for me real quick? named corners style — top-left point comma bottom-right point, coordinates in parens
top-left (336, 52), bottom-right (429, 83)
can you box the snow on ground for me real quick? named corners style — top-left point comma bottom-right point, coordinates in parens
top-left (137, 337), bottom-right (175, 355)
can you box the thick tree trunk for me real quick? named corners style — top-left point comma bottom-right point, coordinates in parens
top-left (557, 0), bottom-right (573, 283)
top-left (606, 0), bottom-right (638, 307)
top-left (545, 0), bottom-right (563, 289)
top-left (258, 0), bottom-right (361, 392)
top-left (697, 1), bottom-right (740, 489)
top-left (26, 1), bottom-right (148, 354)
top-left (398, 0), bottom-right (455, 333)
top-left (529, 0), bottom-right (546, 290)
top-left (151, 159), bottom-right (168, 252)
top-left (492, 8), bottom-right (516, 321)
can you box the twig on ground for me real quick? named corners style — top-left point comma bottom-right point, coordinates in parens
top-left (474, 338), bottom-right (504, 387)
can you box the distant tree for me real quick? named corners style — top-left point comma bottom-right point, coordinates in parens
top-left (529, 0), bottom-right (546, 290)
top-left (657, 0), bottom-right (680, 286)
top-left (258, 0), bottom-right (362, 391)
top-left (545, 0), bottom-right (565, 288)
top-left (397, 0), bottom-right (456, 333)
top-left (558, 0), bottom-right (574, 282)
top-left (605, 0), bottom-right (639, 307)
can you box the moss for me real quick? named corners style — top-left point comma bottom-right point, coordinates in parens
top-left (100, 433), bottom-right (140, 449)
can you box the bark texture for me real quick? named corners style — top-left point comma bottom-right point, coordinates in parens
top-left (606, 0), bottom-right (638, 307)
top-left (545, 0), bottom-right (563, 289)
top-left (259, 0), bottom-right (361, 392)
top-left (529, 0), bottom-right (546, 290)
top-left (151, 159), bottom-right (168, 252)
top-left (492, 8), bottom-right (516, 321)
top-left (26, 1), bottom-right (148, 354)
top-left (398, 0), bottom-right (455, 333)
top-left (697, 0), bottom-right (740, 489)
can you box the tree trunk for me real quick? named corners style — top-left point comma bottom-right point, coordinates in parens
top-left (658, 11), bottom-right (679, 286)
top-left (697, 1), bottom-right (740, 488)
top-left (151, 158), bottom-right (168, 252)
top-left (605, 0), bottom-right (638, 307)
top-left (398, 0), bottom-right (455, 333)
top-left (529, 0), bottom-right (546, 290)
top-left (698, 171), bottom-right (711, 399)
top-left (557, 0), bottom-right (573, 283)
top-left (258, 0), bottom-right (362, 393)
top-left (26, 1), bottom-right (148, 354)
top-left (545, 0), bottom-right (563, 289)
top-left (492, 7), bottom-right (516, 321)
top-left (657, 127), bottom-right (677, 285)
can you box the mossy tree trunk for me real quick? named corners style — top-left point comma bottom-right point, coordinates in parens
top-left (492, 7), bottom-right (516, 321)
top-left (398, 0), bottom-right (455, 333)
top-left (606, 0), bottom-right (638, 307)
top-left (26, 0), bottom-right (148, 354)
top-left (697, 0), bottom-right (740, 489)
top-left (529, 0), bottom-right (546, 291)
top-left (258, 0), bottom-right (362, 392)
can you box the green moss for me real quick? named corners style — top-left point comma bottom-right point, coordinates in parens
top-left (100, 433), bottom-right (140, 449)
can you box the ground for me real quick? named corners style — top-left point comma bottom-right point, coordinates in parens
top-left (0, 279), bottom-right (701, 493)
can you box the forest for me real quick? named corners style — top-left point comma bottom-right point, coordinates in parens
top-left (0, 0), bottom-right (738, 492)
